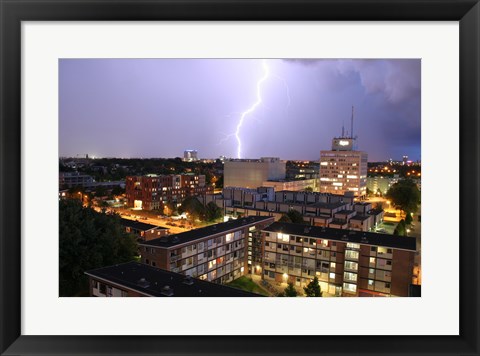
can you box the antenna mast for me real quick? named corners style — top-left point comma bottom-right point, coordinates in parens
top-left (351, 106), bottom-right (354, 139)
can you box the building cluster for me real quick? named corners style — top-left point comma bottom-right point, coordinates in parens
top-left (86, 216), bottom-right (417, 297)
top-left (125, 173), bottom-right (213, 211)
top-left (202, 186), bottom-right (383, 232)
top-left (81, 111), bottom-right (419, 298)
top-left (224, 157), bottom-right (318, 192)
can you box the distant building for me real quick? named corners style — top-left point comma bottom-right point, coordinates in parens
top-left (125, 174), bottom-right (213, 211)
top-left (367, 176), bottom-right (400, 195)
top-left (261, 178), bottom-right (318, 192)
top-left (183, 150), bottom-right (198, 162)
top-left (59, 172), bottom-right (95, 189)
top-left (319, 135), bottom-right (368, 198)
top-left (224, 157), bottom-right (286, 188)
top-left (85, 262), bottom-right (261, 297)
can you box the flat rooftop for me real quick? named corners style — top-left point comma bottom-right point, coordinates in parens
top-left (307, 202), bottom-right (348, 209)
top-left (120, 218), bottom-right (167, 231)
top-left (85, 262), bottom-right (261, 297)
top-left (349, 215), bottom-right (372, 222)
top-left (140, 216), bottom-right (273, 248)
top-left (334, 210), bottom-right (356, 215)
top-left (263, 222), bottom-right (416, 251)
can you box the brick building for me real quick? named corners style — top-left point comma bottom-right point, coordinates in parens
top-left (259, 222), bottom-right (416, 297)
top-left (125, 173), bottom-right (213, 211)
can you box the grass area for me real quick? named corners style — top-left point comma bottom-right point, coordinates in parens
top-left (227, 276), bottom-right (270, 296)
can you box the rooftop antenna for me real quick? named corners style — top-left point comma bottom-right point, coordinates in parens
top-left (342, 120), bottom-right (345, 137)
top-left (351, 106), bottom-right (354, 139)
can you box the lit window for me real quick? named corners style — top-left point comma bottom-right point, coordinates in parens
top-left (329, 273), bottom-right (336, 279)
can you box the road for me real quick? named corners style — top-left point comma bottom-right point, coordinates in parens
top-left (96, 206), bottom-right (192, 235)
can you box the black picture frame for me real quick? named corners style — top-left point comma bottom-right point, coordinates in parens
top-left (1, 0), bottom-right (479, 355)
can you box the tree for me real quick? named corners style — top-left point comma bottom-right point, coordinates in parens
top-left (386, 179), bottom-right (420, 214)
top-left (111, 186), bottom-right (125, 196)
top-left (284, 282), bottom-right (298, 297)
top-left (303, 276), bottom-right (323, 297)
top-left (279, 209), bottom-right (307, 224)
top-left (304, 186), bottom-right (313, 192)
top-left (278, 214), bottom-right (293, 223)
top-left (393, 219), bottom-right (407, 236)
top-left (405, 212), bottom-right (413, 225)
top-left (205, 201), bottom-right (223, 222)
top-left (179, 196), bottom-right (206, 221)
top-left (59, 199), bottom-right (138, 296)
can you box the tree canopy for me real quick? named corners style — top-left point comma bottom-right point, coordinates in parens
top-left (284, 282), bottom-right (298, 297)
top-left (59, 199), bottom-right (138, 296)
top-left (204, 201), bottom-right (223, 222)
top-left (179, 196), bottom-right (206, 221)
top-left (279, 209), bottom-right (306, 224)
top-left (386, 179), bottom-right (420, 213)
top-left (303, 276), bottom-right (323, 297)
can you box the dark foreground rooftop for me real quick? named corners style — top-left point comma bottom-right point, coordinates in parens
top-left (85, 262), bottom-right (261, 297)
top-left (120, 218), bottom-right (167, 231)
top-left (140, 216), bottom-right (273, 248)
top-left (263, 222), bottom-right (416, 251)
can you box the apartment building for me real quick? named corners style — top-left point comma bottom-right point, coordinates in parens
top-left (260, 222), bottom-right (416, 297)
top-left (85, 261), bottom-right (260, 297)
top-left (125, 173), bottom-right (213, 211)
top-left (320, 136), bottom-right (368, 198)
top-left (202, 187), bottom-right (383, 232)
top-left (139, 216), bottom-right (275, 284)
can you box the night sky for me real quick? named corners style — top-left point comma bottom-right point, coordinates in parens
top-left (59, 59), bottom-right (421, 162)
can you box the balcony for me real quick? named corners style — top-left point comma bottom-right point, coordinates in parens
top-left (170, 255), bottom-right (180, 262)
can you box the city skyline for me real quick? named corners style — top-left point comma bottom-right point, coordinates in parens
top-left (59, 58), bottom-right (421, 161)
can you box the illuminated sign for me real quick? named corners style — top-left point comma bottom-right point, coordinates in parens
top-left (339, 140), bottom-right (350, 146)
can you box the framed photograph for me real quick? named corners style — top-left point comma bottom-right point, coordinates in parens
top-left (1, 0), bottom-right (479, 355)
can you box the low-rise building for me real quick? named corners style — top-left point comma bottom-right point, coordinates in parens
top-left (202, 187), bottom-right (382, 232)
top-left (139, 216), bottom-right (275, 284)
top-left (260, 222), bottom-right (416, 297)
top-left (85, 262), bottom-right (260, 297)
top-left (120, 218), bottom-right (169, 241)
top-left (59, 172), bottom-right (94, 189)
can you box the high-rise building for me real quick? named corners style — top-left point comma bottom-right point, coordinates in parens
top-left (183, 150), bottom-right (198, 162)
top-left (319, 109), bottom-right (368, 198)
top-left (224, 157), bottom-right (286, 188)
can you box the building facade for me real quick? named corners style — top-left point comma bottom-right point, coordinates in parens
top-left (183, 150), bottom-right (198, 162)
top-left (139, 216), bottom-right (275, 284)
top-left (320, 136), bottom-right (368, 198)
top-left (59, 172), bottom-right (94, 189)
top-left (224, 157), bottom-right (286, 188)
top-left (125, 174), bottom-right (213, 211)
top-left (260, 222), bottom-right (416, 297)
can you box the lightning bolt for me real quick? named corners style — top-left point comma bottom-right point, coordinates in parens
top-left (218, 59), bottom-right (291, 158)
top-left (235, 59), bottom-right (270, 159)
